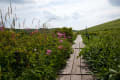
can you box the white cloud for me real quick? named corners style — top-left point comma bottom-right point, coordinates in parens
top-left (0, 0), bottom-right (120, 30)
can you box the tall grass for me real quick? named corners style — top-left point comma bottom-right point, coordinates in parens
top-left (80, 19), bottom-right (120, 80)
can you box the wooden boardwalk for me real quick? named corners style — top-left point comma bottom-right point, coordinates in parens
top-left (57, 35), bottom-right (95, 80)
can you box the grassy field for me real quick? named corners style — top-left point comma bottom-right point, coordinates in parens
top-left (0, 27), bottom-right (74, 80)
top-left (79, 19), bottom-right (120, 80)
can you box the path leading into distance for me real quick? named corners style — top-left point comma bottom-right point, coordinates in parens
top-left (57, 35), bottom-right (95, 80)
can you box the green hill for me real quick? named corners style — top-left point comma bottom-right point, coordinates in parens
top-left (81, 19), bottom-right (120, 33)
top-left (80, 19), bottom-right (120, 80)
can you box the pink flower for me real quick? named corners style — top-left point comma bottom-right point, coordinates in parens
top-left (57, 32), bottom-right (63, 38)
top-left (64, 37), bottom-right (67, 39)
top-left (34, 29), bottom-right (39, 33)
top-left (57, 32), bottom-right (67, 39)
top-left (68, 36), bottom-right (71, 39)
top-left (0, 26), bottom-right (4, 31)
top-left (57, 32), bottom-right (62, 36)
top-left (46, 49), bottom-right (52, 55)
top-left (59, 40), bottom-right (63, 43)
top-left (58, 45), bottom-right (63, 49)
top-left (63, 33), bottom-right (66, 38)
top-left (25, 28), bottom-right (30, 31)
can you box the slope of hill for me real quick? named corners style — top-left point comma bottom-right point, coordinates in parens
top-left (80, 19), bottom-right (120, 80)
top-left (81, 19), bottom-right (120, 32)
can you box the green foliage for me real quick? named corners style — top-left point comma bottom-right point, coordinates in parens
top-left (80, 19), bottom-right (120, 80)
top-left (0, 27), bottom-right (73, 80)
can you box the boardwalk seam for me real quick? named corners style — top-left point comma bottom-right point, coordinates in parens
top-left (70, 48), bottom-right (76, 80)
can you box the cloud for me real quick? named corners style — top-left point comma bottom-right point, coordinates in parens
top-left (0, 0), bottom-right (33, 3)
top-left (0, 0), bottom-right (120, 30)
top-left (109, 0), bottom-right (120, 6)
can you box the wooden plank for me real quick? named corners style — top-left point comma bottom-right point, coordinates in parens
top-left (71, 75), bottom-right (81, 80)
top-left (81, 75), bottom-right (94, 80)
top-left (71, 49), bottom-right (81, 74)
top-left (56, 75), bottom-right (70, 80)
top-left (71, 58), bottom-right (80, 74)
top-left (59, 51), bottom-right (75, 74)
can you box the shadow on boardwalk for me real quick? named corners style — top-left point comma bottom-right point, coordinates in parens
top-left (57, 35), bottom-right (95, 80)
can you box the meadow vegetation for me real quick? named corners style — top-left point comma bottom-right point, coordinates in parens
top-left (79, 19), bottom-right (120, 80)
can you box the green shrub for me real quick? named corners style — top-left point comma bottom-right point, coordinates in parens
top-left (0, 27), bottom-right (73, 80)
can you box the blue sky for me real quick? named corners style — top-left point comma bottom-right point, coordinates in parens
top-left (0, 0), bottom-right (120, 30)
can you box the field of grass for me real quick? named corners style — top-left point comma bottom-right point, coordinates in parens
top-left (0, 27), bottom-right (74, 80)
top-left (79, 19), bottom-right (120, 80)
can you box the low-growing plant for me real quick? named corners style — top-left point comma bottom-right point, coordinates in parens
top-left (79, 19), bottom-right (120, 80)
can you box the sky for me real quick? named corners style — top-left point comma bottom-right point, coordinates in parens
top-left (0, 0), bottom-right (120, 30)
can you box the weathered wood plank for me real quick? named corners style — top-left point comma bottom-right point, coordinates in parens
top-left (81, 75), bottom-right (94, 80)
top-left (71, 75), bottom-right (81, 80)
top-left (56, 75), bottom-right (70, 80)
top-left (71, 49), bottom-right (81, 74)
top-left (59, 52), bottom-right (75, 74)
top-left (71, 58), bottom-right (81, 74)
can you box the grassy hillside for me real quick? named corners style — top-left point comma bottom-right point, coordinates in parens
top-left (81, 19), bottom-right (120, 33)
top-left (80, 19), bottom-right (120, 80)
